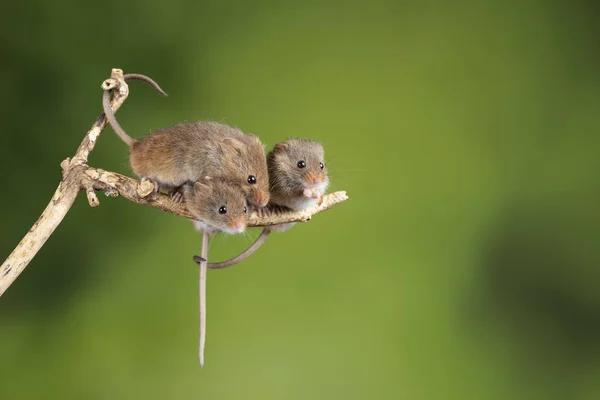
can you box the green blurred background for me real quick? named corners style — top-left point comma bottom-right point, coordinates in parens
top-left (2, 0), bottom-right (600, 399)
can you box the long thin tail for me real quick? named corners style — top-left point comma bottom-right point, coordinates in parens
top-left (123, 73), bottom-right (168, 96)
top-left (192, 229), bottom-right (271, 270)
top-left (199, 232), bottom-right (210, 368)
top-left (102, 73), bottom-right (168, 147)
top-left (103, 90), bottom-right (134, 146)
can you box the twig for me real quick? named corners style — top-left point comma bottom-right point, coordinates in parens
top-left (0, 68), bottom-right (129, 297)
top-left (246, 192), bottom-right (349, 226)
top-left (85, 167), bottom-right (348, 225)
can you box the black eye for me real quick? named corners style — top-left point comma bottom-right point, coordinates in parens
top-left (247, 175), bottom-right (256, 184)
top-left (319, 162), bottom-right (324, 170)
top-left (297, 160), bottom-right (306, 168)
top-left (243, 206), bottom-right (247, 214)
top-left (219, 206), bottom-right (227, 214)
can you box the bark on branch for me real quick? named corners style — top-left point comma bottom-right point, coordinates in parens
top-left (0, 68), bottom-right (349, 297)
top-left (82, 167), bottom-right (348, 225)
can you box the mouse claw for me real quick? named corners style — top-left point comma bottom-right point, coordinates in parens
top-left (171, 191), bottom-right (183, 203)
top-left (193, 255), bottom-right (207, 264)
top-left (170, 186), bottom-right (185, 203)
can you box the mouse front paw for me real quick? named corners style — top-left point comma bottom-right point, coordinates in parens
top-left (303, 188), bottom-right (320, 199)
top-left (170, 186), bottom-right (185, 203)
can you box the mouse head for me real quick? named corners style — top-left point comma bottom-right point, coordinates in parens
top-left (219, 136), bottom-right (270, 209)
top-left (184, 177), bottom-right (248, 235)
top-left (267, 138), bottom-right (329, 198)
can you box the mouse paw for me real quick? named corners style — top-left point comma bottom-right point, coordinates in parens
top-left (171, 191), bottom-right (183, 203)
top-left (303, 188), bottom-right (319, 199)
top-left (169, 186), bottom-right (185, 203)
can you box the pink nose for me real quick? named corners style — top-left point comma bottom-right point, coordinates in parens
top-left (234, 221), bottom-right (243, 231)
top-left (305, 172), bottom-right (320, 185)
top-left (255, 193), bottom-right (269, 207)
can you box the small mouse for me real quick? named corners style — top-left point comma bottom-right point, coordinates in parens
top-left (200, 138), bottom-right (329, 269)
top-left (103, 91), bottom-right (270, 208)
top-left (267, 138), bottom-right (329, 212)
top-left (184, 177), bottom-right (248, 235)
top-left (184, 177), bottom-right (248, 369)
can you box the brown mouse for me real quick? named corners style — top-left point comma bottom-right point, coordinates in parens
top-left (267, 138), bottom-right (329, 211)
top-left (184, 176), bottom-right (248, 368)
top-left (103, 90), bottom-right (270, 208)
top-left (200, 138), bottom-right (329, 269)
top-left (184, 177), bottom-right (248, 235)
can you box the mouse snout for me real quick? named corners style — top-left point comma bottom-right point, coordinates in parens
top-left (318, 172), bottom-right (328, 184)
top-left (304, 171), bottom-right (319, 186)
top-left (251, 190), bottom-right (269, 208)
top-left (228, 218), bottom-right (246, 234)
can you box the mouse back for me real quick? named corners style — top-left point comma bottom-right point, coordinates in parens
top-left (129, 120), bottom-right (270, 204)
top-left (190, 122), bottom-right (270, 209)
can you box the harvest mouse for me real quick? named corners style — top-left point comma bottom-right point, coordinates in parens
top-left (183, 176), bottom-right (248, 368)
top-left (197, 138), bottom-right (329, 269)
top-left (267, 138), bottom-right (329, 215)
top-left (102, 90), bottom-right (270, 208)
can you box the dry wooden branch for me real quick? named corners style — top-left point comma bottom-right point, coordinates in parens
top-left (83, 167), bottom-right (348, 225)
top-left (0, 68), bottom-right (129, 297)
top-left (246, 191), bottom-right (349, 226)
top-left (0, 68), bottom-right (349, 297)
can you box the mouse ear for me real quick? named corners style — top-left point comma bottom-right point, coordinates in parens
top-left (221, 138), bottom-right (246, 157)
top-left (247, 134), bottom-right (263, 145)
top-left (273, 142), bottom-right (289, 153)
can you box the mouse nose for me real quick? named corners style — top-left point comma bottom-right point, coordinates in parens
top-left (254, 191), bottom-right (269, 208)
top-left (229, 219), bottom-right (246, 233)
top-left (304, 172), bottom-right (318, 185)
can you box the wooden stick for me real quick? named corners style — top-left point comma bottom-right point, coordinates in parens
top-left (0, 68), bottom-right (129, 296)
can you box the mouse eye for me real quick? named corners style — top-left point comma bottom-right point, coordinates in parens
top-left (297, 160), bottom-right (306, 168)
top-left (319, 162), bottom-right (324, 170)
top-left (247, 175), bottom-right (257, 184)
top-left (243, 206), bottom-right (247, 214)
top-left (219, 206), bottom-right (227, 214)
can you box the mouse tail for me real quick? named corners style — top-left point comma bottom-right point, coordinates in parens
top-left (103, 89), bottom-right (135, 146)
top-left (195, 228), bottom-right (271, 269)
top-left (123, 73), bottom-right (168, 97)
top-left (102, 73), bottom-right (168, 147)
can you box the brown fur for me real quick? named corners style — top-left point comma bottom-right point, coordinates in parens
top-left (184, 178), bottom-right (248, 234)
top-left (127, 121), bottom-right (269, 207)
top-left (200, 138), bottom-right (330, 267)
top-left (267, 138), bottom-right (329, 208)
